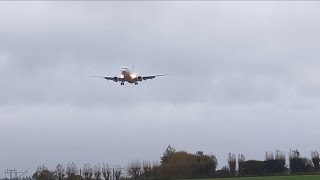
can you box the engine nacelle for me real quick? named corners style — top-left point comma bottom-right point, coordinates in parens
top-left (137, 76), bottom-right (143, 81)
top-left (113, 77), bottom-right (119, 82)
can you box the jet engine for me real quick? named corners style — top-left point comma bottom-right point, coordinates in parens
top-left (113, 77), bottom-right (119, 82)
top-left (137, 76), bottom-right (143, 81)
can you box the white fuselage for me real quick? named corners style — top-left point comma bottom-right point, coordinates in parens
top-left (121, 67), bottom-right (131, 77)
top-left (121, 67), bottom-right (137, 83)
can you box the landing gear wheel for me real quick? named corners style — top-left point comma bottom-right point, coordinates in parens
top-left (134, 82), bottom-right (138, 85)
top-left (120, 82), bottom-right (124, 86)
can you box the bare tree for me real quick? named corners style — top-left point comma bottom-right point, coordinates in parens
top-left (127, 160), bottom-right (141, 180)
top-left (228, 153), bottom-right (236, 176)
top-left (312, 150), bottom-right (320, 172)
top-left (265, 151), bottom-right (274, 161)
top-left (56, 164), bottom-right (65, 180)
top-left (142, 161), bottom-right (151, 178)
top-left (290, 149), bottom-right (300, 159)
top-left (275, 150), bottom-right (286, 161)
top-left (93, 165), bottom-right (101, 180)
top-left (82, 164), bottom-right (93, 180)
top-left (114, 166), bottom-right (122, 180)
top-left (102, 164), bottom-right (111, 180)
top-left (238, 154), bottom-right (246, 176)
top-left (66, 162), bottom-right (77, 179)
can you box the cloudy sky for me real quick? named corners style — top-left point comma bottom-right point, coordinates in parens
top-left (1, 1), bottom-right (320, 177)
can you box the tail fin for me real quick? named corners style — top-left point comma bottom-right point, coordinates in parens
top-left (132, 60), bottom-right (135, 73)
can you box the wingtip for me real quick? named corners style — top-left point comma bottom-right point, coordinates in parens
top-left (91, 76), bottom-right (104, 78)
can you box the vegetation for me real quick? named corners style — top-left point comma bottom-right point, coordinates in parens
top-left (187, 175), bottom-right (320, 180)
top-left (29, 146), bottom-right (320, 180)
top-left (237, 151), bottom-right (287, 177)
top-left (32, 166), bottom-right (56, 180)
top-left (159, 147), bottom-right (217, 179)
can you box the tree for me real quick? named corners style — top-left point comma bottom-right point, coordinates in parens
top-left (215, 166), bottom-right (230, 178)
top-left (238, 154), bottom-right (246, 176)
top-left (114, 166), bottom-right (122, 180)
top-left (196, 153), bottom-right (217, 177)
top-left (160, 149), bottom-right (217, 179)
top-left (142, 161), bottom-right (152, 179)
top-left (312, 151), bottom-right (320, 172)
top-left (127, 160), bottom-right (142, 180)
top-left (221, 166), bottom-right (229, 172)
top-left (289, 150), bottom-right (313, 173)
top-left (228, 153), bottom-right (236, 176)
top-left (305, 158), bottom-right (314, 172)
top-left (290, 149), bottom-right (304, 173)
top-left (66, 162), bottom-right (77, 180)
top-left (241, 160), bottom-right (265, 176)
top-left (265, 150), bottom-right (286, 175)
top-left (160, 145), bottom-right (176, 164)
top-left (82, 164), bottom-right (93, 180)
top-left (102, 164), bottom-right (111, 180)
top-left (32, 166), bottom-right (56, 180)
top-left (93, 165), bottom-right (101, 180)
top-left (56, 164), bottom-right (65, 180)
top-left (151, 161), bottom-right (160, 177)
top-left (265, 159), bottom-right (286, 175)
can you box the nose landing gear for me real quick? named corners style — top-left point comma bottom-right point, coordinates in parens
top-left (120, 82), bottom-right (124, 86)
top-left (134, 82), bottom-right (138, 85)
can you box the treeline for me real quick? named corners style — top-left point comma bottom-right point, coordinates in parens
top-left (142, 147), bottom-right (320, 179)
top-left (31, 146), bottom-right (320, 180)
top-left (30, 146), bottom-right (217, 180)
top-left (32, 163), bottom-right (123, 180)
top-left (216, 149), bottom-right (320, 178)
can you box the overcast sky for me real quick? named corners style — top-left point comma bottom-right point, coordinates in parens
top-left (1, 1), bottom-right (320, 177)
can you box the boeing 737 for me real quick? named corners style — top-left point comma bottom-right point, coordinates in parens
top-left (91, 67), bottom-right (171, 85)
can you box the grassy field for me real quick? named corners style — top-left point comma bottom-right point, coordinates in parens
top-left (188, 175), bottom-right (320, 180)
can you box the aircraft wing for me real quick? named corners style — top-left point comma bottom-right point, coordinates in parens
top-left (91, 76), bottom-right (115, 80)
top-left (142, 73), bottom-right (171, 81)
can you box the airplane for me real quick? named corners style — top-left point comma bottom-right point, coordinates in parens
top-left (91, 67), bottom-right (171, 85)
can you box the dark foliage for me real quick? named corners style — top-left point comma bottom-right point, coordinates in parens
top-left (158, 146), bottom-right (217, 179)
top-left (290, 157), bottom-right (313, 173)
top-left (32, 166), bottom-right (56, 180)
top-left (265, 159), bottom-right (286, 175)
top-left (313, 158), bottom-right (320, 172)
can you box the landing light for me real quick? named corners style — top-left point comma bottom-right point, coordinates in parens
top-left (131, 74), bottom-right (137, 78)
top-left (120, 75), bottom-right (124, 78)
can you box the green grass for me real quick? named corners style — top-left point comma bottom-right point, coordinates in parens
top-left (188, 175), bottom-right (320, 180)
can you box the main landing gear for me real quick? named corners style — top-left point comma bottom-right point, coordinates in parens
top-left (120, 82), bottom-right (138, 86)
